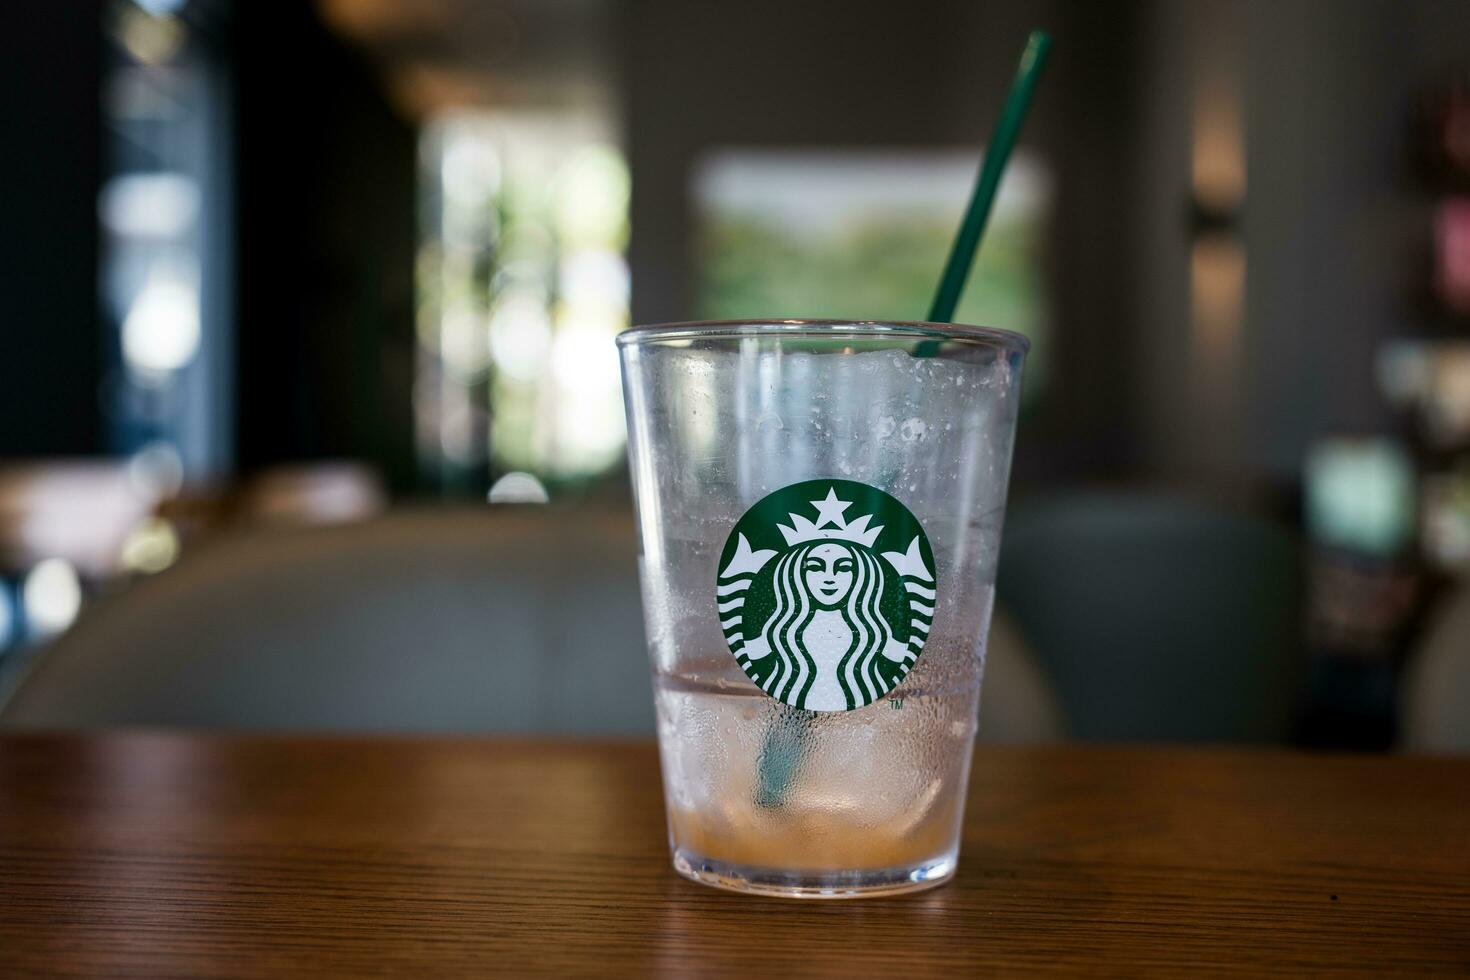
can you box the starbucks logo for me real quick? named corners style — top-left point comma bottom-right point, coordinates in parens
top-left (716, 479), bottom-right (937, 712)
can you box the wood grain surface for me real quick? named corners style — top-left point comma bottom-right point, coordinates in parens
top-left (1, 734), bottom-right (1467, 977)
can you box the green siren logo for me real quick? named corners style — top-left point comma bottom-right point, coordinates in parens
top-left (717, 479), bottom-right (937, 711)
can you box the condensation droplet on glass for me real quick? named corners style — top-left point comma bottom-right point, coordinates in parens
top-left (755, 412), bottom-right (785, 431)
top-left (899, 417), bottom-right (927, 442)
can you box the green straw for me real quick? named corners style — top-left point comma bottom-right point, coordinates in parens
top-left (753, 31), bottom-right (1054, 810)
top-left (926, 29), bottom-right (1051, 324)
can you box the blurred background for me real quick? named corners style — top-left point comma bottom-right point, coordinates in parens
top-left (1, 0), bottom-right (1468, 749)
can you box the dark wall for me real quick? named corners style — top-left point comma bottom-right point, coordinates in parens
top-left (1241, 0), bottom-right (1470, 480)
top-left (233, 3), bottom-right (418, 491)
top-left (1133, 0), bottom-right (1470, 491)
top-left (0, 3), bottom-right (103, 456)
top-left (621, 0), bottom-right (1148, 485)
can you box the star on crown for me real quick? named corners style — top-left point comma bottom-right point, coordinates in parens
top-left (777, 488), bottom-right (884, 548)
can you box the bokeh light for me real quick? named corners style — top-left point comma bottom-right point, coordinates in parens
top-left (120, 518), bottom-right (182, 575)
top-left (121, 266), bottom-right (201, 377)
top-left (22, 559), bottom-right (83, 638)
top-left (487, 471), bottom-right (550, 504)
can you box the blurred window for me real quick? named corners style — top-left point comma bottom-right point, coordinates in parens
top-left (416, 112), bottom-right (630, 493)
top-left (693, 149), bottom-right (1051, 400)
top-left (100, 0), bottom-right (233, 485)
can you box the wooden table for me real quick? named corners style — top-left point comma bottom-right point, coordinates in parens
top-left (1, 735), bottom-right (1467, 976)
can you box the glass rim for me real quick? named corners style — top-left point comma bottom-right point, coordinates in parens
top-left (616, 318), bottom-right (1030, 354)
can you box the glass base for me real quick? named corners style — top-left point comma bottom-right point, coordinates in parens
top-left (671, 848), bottom-right (957, 899)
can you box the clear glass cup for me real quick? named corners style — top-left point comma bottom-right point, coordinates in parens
top-left (618, 319), bottom-right (1027, 898)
